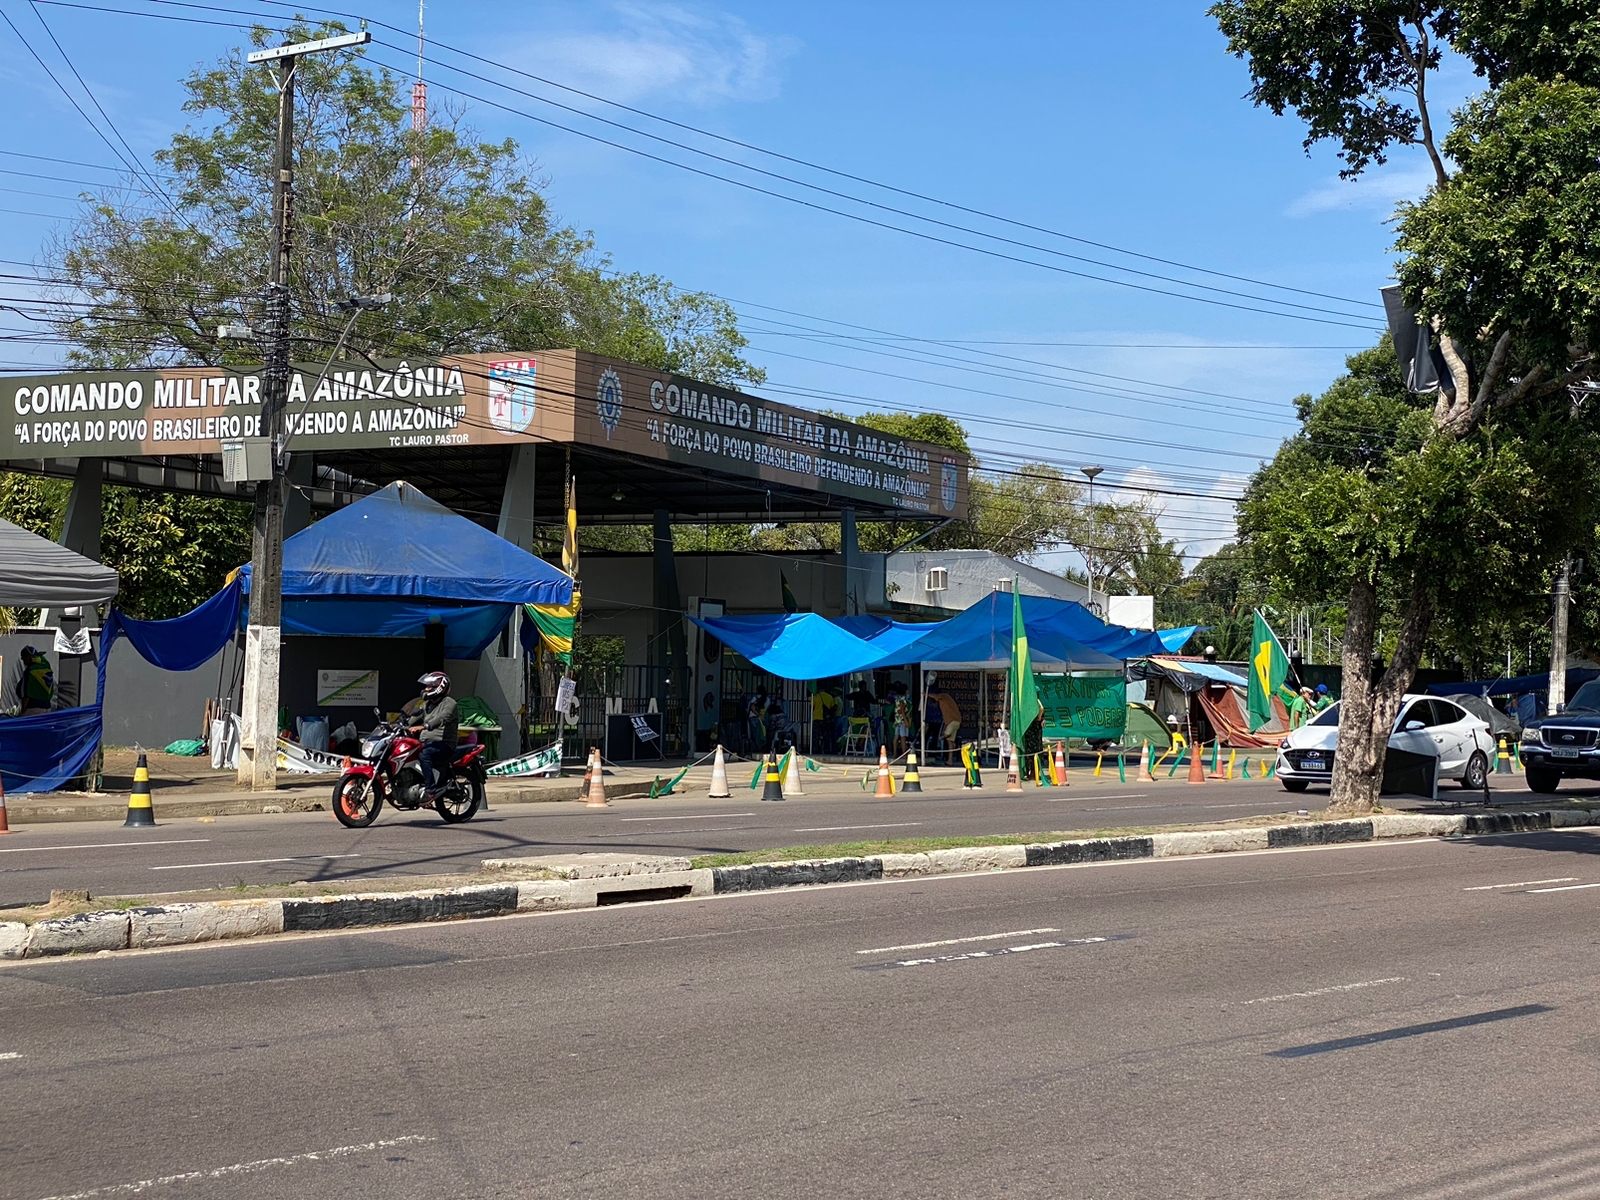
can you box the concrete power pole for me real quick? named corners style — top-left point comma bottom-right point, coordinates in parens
top-left (1549, 556), bottom-right (1572, 716)
top-left (236, 29), bottom-right (371, 790)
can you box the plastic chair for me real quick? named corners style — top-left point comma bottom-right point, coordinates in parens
top-left (841, 716), bottom-right (873, 758)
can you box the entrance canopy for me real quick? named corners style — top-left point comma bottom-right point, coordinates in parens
top-left (0, 517), bottom-right (118, 607)
top-left (239, 480), bottom-right (574, 657)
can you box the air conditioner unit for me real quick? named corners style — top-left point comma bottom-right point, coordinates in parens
top-left (996, 576), bottom-right (1014, 593)
top-left (924, 566), bottom-right (948, 593)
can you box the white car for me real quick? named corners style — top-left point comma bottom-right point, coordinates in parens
top-left (1274, 693), bottom-right (1494, 793)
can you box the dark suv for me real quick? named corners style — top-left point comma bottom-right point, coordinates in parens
top-left (1520, 679), bottom-right (1600, 792)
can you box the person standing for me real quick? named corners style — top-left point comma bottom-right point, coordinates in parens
top-left (892, 683), bottom-right (912, 758)
top-left (927, 684), bottom-right (963, 764)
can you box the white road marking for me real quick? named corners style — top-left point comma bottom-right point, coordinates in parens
top-left (1045, 793), bottom-right (1147, 803)
top-left (1241, 977), bottom-right (1406, 1005)
top-left (619, 813), bottom-right (755, 822)
top-left (1528, 881), bottom-right (1600, 893)
top-left (149, 854), bottom-right (362, 871)
top-left (796, 822), bottom-right (924, 833)
top-left (872, 936), bottom-right (1108, 969)
top-left (0, 839), bottom-right (210, 855)
top-left (33, 1135), bottom-right (432, 1200)
top-left (858, 926), bottom-right (1061, 955)
top-left (0, 1051), bottom-right (19, 1060)
top-left (1464, 877), bottom-right (1578, 891)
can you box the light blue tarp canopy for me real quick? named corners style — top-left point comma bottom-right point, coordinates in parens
top-left (828, 615), bottom-right (938, 659)
top-left (871, 593), bottom-right (1169, 670)
top-left (1157, 625), bottom-right (1203, 652)
top-left (691, 613), bottom-right (894, 678)
top-left (238, 481), bottom-right (574, 658)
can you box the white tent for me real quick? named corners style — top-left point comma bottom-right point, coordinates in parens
top-left (0, 517), bottom-right (118, 608)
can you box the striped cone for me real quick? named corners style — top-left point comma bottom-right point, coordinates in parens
top-left (761, 754), bottom-right (785, 801)
top-left (585, 748), bottom-right (610, 807)
top-left (124, 752), bottom-right (156, 826)
top-left (1054, 741), bottom-right (1069, 787)
top-left (1208, 738), bottom-right (1228, 780)
top-left (901, 751), bottom-right (922, 792)
top-left (1005, 746), bottom-right (1023, 793)
top-left (874, 746), bottom-right (894, 797)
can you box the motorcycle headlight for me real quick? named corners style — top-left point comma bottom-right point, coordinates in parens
top-left (1520, 727), bottom-right (1543, 747)
top-left (360, 739), bottom-right (381, 758)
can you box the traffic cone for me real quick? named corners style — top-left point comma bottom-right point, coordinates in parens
top-left (902, 751), bottom-right (922, 792)
top-left (709, 744), bottom-right (731, 797)
top-left (0, 767), bottom-right (10, 834)
top-left (124, 752), bottom-right (156, 826)
top-left (874, 746), bottom-right (894, 797)
top-left (1138, 741), bottom-right (1156, 783)
top-left (761, 754), bottom-right (785, 801)
top-left (1005, 746), bottom-right (1023, 793)
top-left (586, 748), bottom-right (609, 807)
top-left (1054, 741), bottom-right (1069, 787)
top-left (1187, 741), bottom-right (1207, 785)
top-left (784, 749), bottom-right (805, 796)
top-left (1208, 738), bottom-right (1228, 780)
top-left (1496, 737), bottom-right (1513, 775)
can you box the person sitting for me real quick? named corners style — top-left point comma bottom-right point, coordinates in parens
top-left (408, 671), bottom-right (459, 800)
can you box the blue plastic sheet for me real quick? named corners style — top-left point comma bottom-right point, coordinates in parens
top-left (283, 597), bottom-right (510, 659)
top-left (101, 576), bottom-right (242, 673)
top-left (689, 613), bottom-right (894, 678)
top-left (1157, 625), bottom-right (1203, 653)
top-left (871, 594), bottom-right (1168, 670)
top-left (238, 481), bottom-right (573, 606)
top-left (0, 703), bottom-right (103, 793)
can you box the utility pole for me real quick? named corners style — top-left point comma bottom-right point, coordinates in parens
top-left (1080, 465), bottom-right (1103, 616)
top-left (235, 29), bottom-right (371, 791)
top-left (1549, 556), bottom-right (1572, 716)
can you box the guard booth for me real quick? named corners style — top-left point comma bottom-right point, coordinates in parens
top-left (1, 349), bottom-right (970, 762)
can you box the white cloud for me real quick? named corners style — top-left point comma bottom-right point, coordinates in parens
top-left (519, 4), bottom-right (797, 106)
top-left (1285, 161), bottom-right (1437, 219)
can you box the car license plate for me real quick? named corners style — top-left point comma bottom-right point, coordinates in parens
top-left (1301, 760), bottom-right (1329, 771)
top-left (1553, 747), bottom-right (1580, 759)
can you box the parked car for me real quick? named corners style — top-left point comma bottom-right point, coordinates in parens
top-left (1275, 694), bottom-right (1493, 793)
top-left (1519, 679), bottom-right (1600, 793)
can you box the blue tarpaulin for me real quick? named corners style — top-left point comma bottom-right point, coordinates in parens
top-left (102, 576), bottom-right (243, 673)
top-left (1427, 668), bottom-right (1600, 698)
top-left (827, 615), bottom-right (937, 659)
top-left (0, 703), bottom-right (103, 794)
top-left (1157, 625), bottom-right (1203, 653)
top-left (238, 481), bottom-right (574, 658)
top-left (872, 593), bottom-right (1169, 670)
top-left (690, 613), bottom-right (895, 678)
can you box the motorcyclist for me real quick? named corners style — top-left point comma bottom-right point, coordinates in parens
top-left (409, 671), bottom-right (459, 800)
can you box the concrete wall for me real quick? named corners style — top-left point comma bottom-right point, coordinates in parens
top-left (885, 550), bottom-right (1089, 614)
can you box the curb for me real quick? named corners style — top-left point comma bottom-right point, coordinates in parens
top-left (4, 809), bottom-right (1597, 961)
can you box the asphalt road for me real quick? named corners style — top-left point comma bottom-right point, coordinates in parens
top-left (0, 770), bottom-right (1551, 906)
top-left (8, 825), bottom-right (1600, 1197)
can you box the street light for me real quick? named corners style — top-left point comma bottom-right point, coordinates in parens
top-left (1080, 465), bottom-right (1104, 615)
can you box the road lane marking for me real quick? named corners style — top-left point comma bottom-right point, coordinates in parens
top-left (32, 1135), bottom-right (433, 1200)
top-left (1464, 877), bottom-right (1578, 890)
top-left (0, 1051), bottom-right (19, 1060)
top-left (797, 822), bottom-right (924, 833)
top-left (1242, 977), bottom-right (1406, 1005)
top-left (859, 935), bottom-right (1110, 970)
top-left (619, 813), bottom-right (755, 822)
top-left (858, 926), bottom-right (1061, 955)
top-left (149, 854), bottom-right (362, 871)
top-left (0, 839), bottom-right (210, 855)
top-left (1045, 793), bottom-right (1147, 802)
top-left (1528, 881), bottom-right (1600, 893)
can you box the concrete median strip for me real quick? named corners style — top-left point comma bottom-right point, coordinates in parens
top-left (5, 809), bottom-right (1600, 960)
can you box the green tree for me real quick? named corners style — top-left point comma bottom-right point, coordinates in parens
top-left (1212, 0), bottom-right (1600, 811)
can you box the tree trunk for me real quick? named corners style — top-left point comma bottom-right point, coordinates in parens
top-left (1328, 572), bottom-right (1435, 815)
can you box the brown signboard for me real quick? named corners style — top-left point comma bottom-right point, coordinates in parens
top-left (2, 348), bottom-right (969, 519)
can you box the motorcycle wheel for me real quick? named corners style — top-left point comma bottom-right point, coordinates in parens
top-left (333, 773), bottom-right (383, 828)
top-left (435, 774), bottom-right (482, 824)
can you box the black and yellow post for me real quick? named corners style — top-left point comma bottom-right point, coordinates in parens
top-left (902, 750), bottom-right (922, 792)
top-left (124, 752), bottom-right (156, 827)
top-left (760, 754), bottom-right (785, 802)
top-left (1497, 736), bottom-right (1514, 774)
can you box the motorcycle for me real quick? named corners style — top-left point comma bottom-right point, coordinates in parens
top-left (332, 711), bottom-right (487, 829)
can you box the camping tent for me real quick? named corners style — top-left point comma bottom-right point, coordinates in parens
top-left (0, 517), bottom-right (118, 607)
top-left (238, 481), bottom-right (575, 657)
top-left (0, 521), bottom-right (120, 792)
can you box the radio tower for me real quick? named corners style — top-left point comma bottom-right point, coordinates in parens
top-left (411, 0), bottom-right (426, 165)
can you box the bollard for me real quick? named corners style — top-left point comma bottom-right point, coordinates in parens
top-left (585, 748), bottom-right (610, 807)
top-left (783, 748), bottom-right (805, 796)
top-left (709, 744), bottom-right (731, 798)
top-left (124, 752), bottom-right (156, 827)
top-left (902, 751), bottom-right (922, 792)
top-left (761, 754), bottom-right (785, 801)
top-left (874, 746), bottom-right (894, 797)
top-left (1225, 748), bottom-right (1237, 781)
top-left (1117, 751), bottom-right (1126, 783)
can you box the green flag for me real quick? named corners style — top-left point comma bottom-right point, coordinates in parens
top-left (1009, 586), bottom-right (1040, 751)
top-left (780, 571), bottom-right (800, 614)
top-left (1247, 610), bottom-right (1290, 731)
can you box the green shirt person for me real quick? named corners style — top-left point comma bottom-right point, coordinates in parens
top-left (1287, 686), bottom-right (1315, 728)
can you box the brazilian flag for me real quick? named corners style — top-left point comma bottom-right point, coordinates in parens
top-left (1009, 586), bottom-right (1040, 751)
top-left (1247, 610), bottom-right (1290, 731)
top-left (526, 591), bottom-right (580, 664)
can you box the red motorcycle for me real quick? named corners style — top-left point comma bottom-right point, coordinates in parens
top-left (332, 715), bottom-right (487, 828)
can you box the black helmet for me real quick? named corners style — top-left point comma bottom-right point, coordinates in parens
top-left (418, 670), bottom-right (451, 700)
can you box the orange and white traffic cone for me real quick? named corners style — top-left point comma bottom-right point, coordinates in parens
top-left (0, 767), bottom-right (10, 834)
top-left (1207, 738), bottom-right (1228, 781)
top-left (1053, 741), bottom-right (1069, 787)
top-left (1138, 741), bottom-right (1157, 783)
top-left (874, 745), bottom-right (894, 797)
top-left (1005, 745), bottom-right (1023, 793)
top-left (586, 748), bottom-right (610, 807)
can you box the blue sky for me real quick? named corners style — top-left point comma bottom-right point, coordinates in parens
top-left (0, 1), bottom-right (1480, 568)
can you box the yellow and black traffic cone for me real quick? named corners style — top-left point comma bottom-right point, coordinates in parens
top-left (1496, 736), bottom-right (1514, 775)
top-left (760, 754), bottom-right (785, 801)
top-left (124, 752), bottom-right (156, 827)
top-left (901, 750), bottom-right (922, 792)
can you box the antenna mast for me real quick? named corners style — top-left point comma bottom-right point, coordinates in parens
top-left (411, 0), bottom-right (426, 134)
